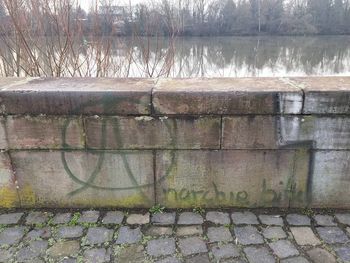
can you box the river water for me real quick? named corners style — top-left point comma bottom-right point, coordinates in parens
top-left (1, 35), bottom-right (350, 78)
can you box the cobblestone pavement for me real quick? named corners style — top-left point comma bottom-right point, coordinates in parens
top-left (1, 209), bottom-right (350, 263)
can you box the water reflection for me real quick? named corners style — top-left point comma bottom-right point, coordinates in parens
top-left (1, 36), bottom-right (350, 77)
top-left (138, 36), bottom-right (350, 77)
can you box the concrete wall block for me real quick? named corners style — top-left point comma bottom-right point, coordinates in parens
top-left (0, 78), bottom-right (153, 115)
top-left (153, 78), bottom-right (303, 115)
top-left (6, 116), bottom-right (84, 149)
top-left (223, 116), bottom-right (281, 149)
top-left (0, 117), bottom-right (7, 149)
top-left (291, 77), bottom-right (350, 114)
top-left (310, 151), bottom-right (350, 208)
top-left (0, 152), bottom-right (20, 208)
top-left (155, 150), bottom-right (309, 208)
top-left (12, 151), bottom-right (154, 208)
top-left (223, 116), bottom-right (350, 150)
top-left (85, 116), bottom-right (221, 149)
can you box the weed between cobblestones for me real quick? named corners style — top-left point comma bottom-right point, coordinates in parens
top-left (193, 207), bottom-right (205, 215)
top-left (69, 212), bottom-right (81, 226)
top-left (149, 204), bottom-right (165, 214)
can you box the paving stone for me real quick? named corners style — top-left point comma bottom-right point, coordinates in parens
top-left (114, 244), bottom-right (145, 262)
top-left (83, 248), bottom-right (111, 263)
top-left (207, 226), bottom-right (233, 242)
top-left (0, 248), bottom-right (13, 262)
top-left (127, 213), bottom-right (150, 225)
top-left (86, 227), bottom-right (114, 245)
top-left (144, 226), bottom-right (173, 236)
top-left (25, 212), bottom-right (51, 225)
top-left (211, 243), bottom-right (240, 260)
top-left (313, 214), bottom-right (336, 226)
top-left (147, 237), bottom-right (176, 257)
top-left (178, 237), bottom-right (208, 256)
top-left (234, 226), bottom-right (264, 245)
top-left (185, 254), bottom-right (210, 263)
top-left (25, 227), bottom-right (51, 240)
top-left (280, 256), bottom-right (309, 263)
top-left (52, 213), bottom-right (72, 224)
top-left (47, 240), bottom-right (80, 258)
top-left (335, 213), bottom-right (350, 225)
top-left (102, 211), bottom-right (124, 224)
top-left (262, 226), bottom-right (287, 239)
top-left (333, 246), bottom-right (350, 262)
top-left (231, 212), bottom-right (259, 225)
top-left (269, 240), bottom-right (299, 258)
top-left (0, 212), bottom-right (23, 225)
top-left (206, 211), bottom-right (230, 225)
top-left (286, 214), bottom-right (310, 226)
top-left (347, 227), bottom-right (350, 235)
top-left (243, 246), bottom-right (275, 263)
top-left (290, 227), bottom-right (321, 246)
top-left (258, 215), bottom-right (284, 226)
top-left (316, 227), bottom-right (349, 244)
top-left (78, 210), bottom-right (99, 223)
top-left (155, 257), bottom-right (181, 263)
top-left (176, 226), bottom-right (203, 236)
top-left (178, 212), bottom-right (203, 225)
top-left (151, 212), bottom-right (176, 225)
top-left (16, 240), bottom-right (48, 261)
top-left (18, 259), bottom-right (44, 263)
top-left (221, 259), bottom-right (247, 263)
top-left (307, 247), bottom-right (337, 263)
top-left (0, 226), bottom-right (25, 245)
top-left (57, 226), bottom-right (84, 239)
top-left (61, 258), bottom-right (77, 263)
top-left (116, 226), bottom-right (142, 244)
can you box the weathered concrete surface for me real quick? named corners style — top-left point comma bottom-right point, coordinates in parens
top-left (156, 150), bottom-right (309, 208)
top-left (6, 116), bottom-right (84, 149)
top-left (0, 117), bottom-right (7, 149)
top-left (153, 78), bottom-right (303, 115)
top-left (11, 151), bottom-right (154, 208)
top-left (223, 116), bottom-right (350, 150)
top-left (0, 77), bottom-right (37, 90)
top-left (85, 116), bottom-right (220, 149)
top-left (0, 152), bottom-right (19, 208)
top-left (0, 77), bottom-right (349, 209)
top-left (311, 151), bottom-right (350, 208)
top-left (0, 78), bottom-right (153, 115)
top-left (291, 77), bottom-right (350, 114)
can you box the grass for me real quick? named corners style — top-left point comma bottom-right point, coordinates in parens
top-left (193, 207), bottom-right (205, 215)
top-left (149, 204), bottom-right (165, 214)
top-left (68, 212), bottom-right (81, 226)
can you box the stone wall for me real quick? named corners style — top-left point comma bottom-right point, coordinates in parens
top-left (0, 77), bottom-right (349, 208)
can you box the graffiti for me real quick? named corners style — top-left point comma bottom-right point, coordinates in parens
top-left (163, 183), bottom-right (250, 206)
top-left (162, 177), bottom-right (306, 207)
top-left (61, 96), bottom-right (177, 204)
top-left (58, 93), bottom-right (312, 207)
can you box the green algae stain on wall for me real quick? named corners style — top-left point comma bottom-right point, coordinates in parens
top-left (0, 186), bottom-right (19, 208)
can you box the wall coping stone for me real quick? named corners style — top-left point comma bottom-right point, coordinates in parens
top-left (0, 77), bottom-right (349, 115)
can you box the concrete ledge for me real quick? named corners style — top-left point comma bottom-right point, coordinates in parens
top-left (0, 78), bottom-right (153, 115)
top-left (153, 78), bottom-right (303, 115)
top-left (0, 77), bottom-right (349, 209)
top-left (291, 77), bottom-right (350, 114)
